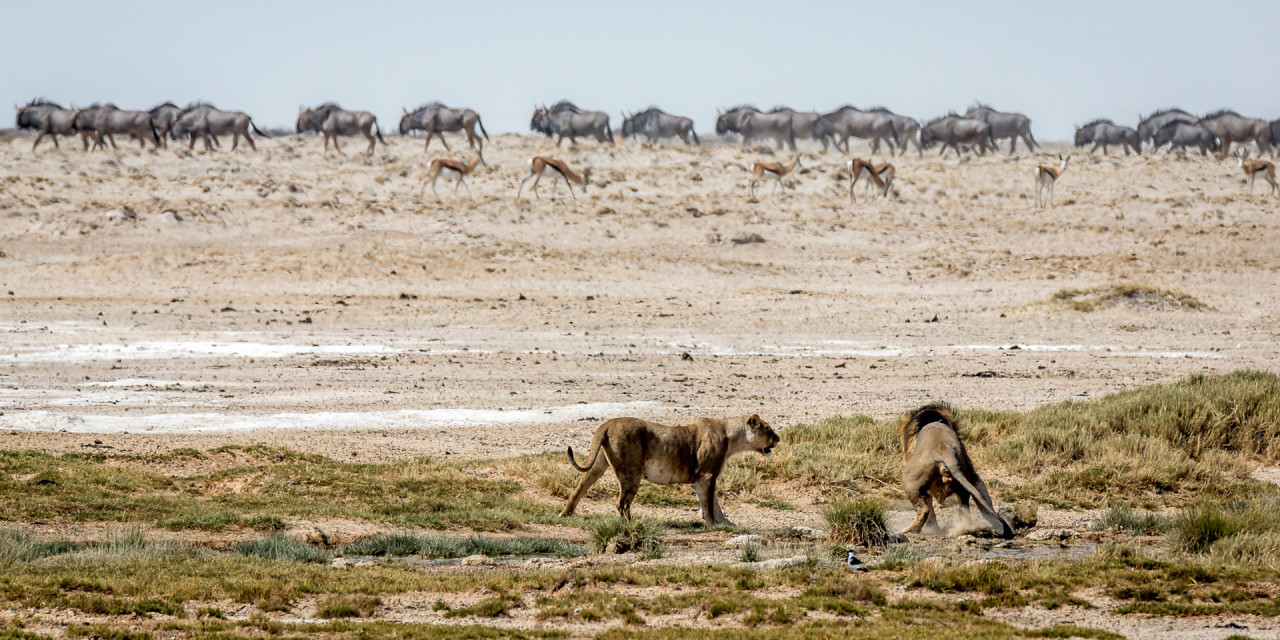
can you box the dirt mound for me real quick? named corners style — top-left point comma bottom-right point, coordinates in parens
top-left (1050, 284), bottom-right (1205, 312)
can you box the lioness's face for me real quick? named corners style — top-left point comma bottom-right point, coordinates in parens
top-left (747, 414), bottom-right (781, 456)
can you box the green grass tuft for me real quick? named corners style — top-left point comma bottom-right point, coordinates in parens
top-left (233, 534), bottom-right (329, 564)
top-left (339, 533), bottom-right (586, 559)
top-left (589, 518), bottom-right (664, 556)
top-left (1092, 506), bottom-right (1171, 535)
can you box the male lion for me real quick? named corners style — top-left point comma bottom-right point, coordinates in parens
top-left (900, 403), bottom-right (1012, 538)
top-left (559, 415), bottom-right (780, 525)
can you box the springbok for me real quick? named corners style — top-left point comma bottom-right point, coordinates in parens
top-left (1033, 153), bottom-right (1070, 209)
top-left (517, 156), bottom-right (590, 202)
top-left (1235, 149), bottom-right (1278, 196)
top-left (847, 158), bottom-right (894, 203)
top-left (418, 152), bottom-right (485, 199)
top-left (749, 155), bottom-right (802, 199)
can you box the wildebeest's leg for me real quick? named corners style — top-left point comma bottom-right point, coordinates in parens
top-left (245, 129), bottom-right (257, 151)
top-left (556, 135), bottom-right (565, 148)
top-left (559, 452), bottom-right (609, 517)
top-left (435, 132), bottom-right (451, 151)
top-left (1008, 137), bottom-right (1017, 155)
top-left (31, 131), bottom-right (45, 152)
top-left (365, 129), bottom-right (376, 155)
top-left (231, 132), bottom-right (240, 151)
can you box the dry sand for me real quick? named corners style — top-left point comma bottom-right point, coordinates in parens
top-left (0, 133), bottom-right (1277, 461)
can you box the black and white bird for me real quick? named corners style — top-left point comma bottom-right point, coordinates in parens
top-left (845, 550), bottom-right (867, 572)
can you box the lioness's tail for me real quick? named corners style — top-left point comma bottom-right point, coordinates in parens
top-left (567, 430), bottom-right (607, 472)
top-left (938, 450), bottom-right (1013, 538)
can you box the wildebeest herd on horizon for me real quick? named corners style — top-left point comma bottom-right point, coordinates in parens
top-left (12, 98), bottom-right (1280, 200)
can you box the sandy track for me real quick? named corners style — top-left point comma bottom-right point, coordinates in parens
top-left (1, 134), bottom-right (1277, 460)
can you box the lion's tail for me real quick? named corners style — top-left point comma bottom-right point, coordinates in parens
top-left (567, 430), bottom-right (607, 472)
top-left (938, 450), bottom-right (1013, 539)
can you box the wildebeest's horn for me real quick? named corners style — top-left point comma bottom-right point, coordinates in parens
top-left (403, 107), bottom-right (408, 114)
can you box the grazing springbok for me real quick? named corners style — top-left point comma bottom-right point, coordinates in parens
top-left (1235, 149), bottom-right (1278, 196)
top-left (749, 155), bottom-right (802, 199)
top-left (517, 156), bottom-right (590, 202)
top-left (1033, 153), bottom-right (1070, 209)
top-left (847, 158), bottom-right (894, 203)
top-left (418, 152), bottom-right (485, 199)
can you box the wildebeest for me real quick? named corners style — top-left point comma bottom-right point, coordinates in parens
top-left (69, 103), bottom-right (116, 150)
top-left (15, 99), bottom-right (76, 151)
top-left (398, 102), bottom-right (489, 151)
top-left (919, 114), bottom-right (996, 157)
top-left (1197, 110), bottom-right (1272, 158)
top-left (1076, 119), bottom-right (1140, 155)
top-left (619, 107), bottom-right (698, 145)
top-left (814, 106), bottom-right (897, 154)
top-left (170, 102), bottom-right (217, 150)
top-left (529, 101), bottom-right (613, 146)
top-left (1074, 118), bottom-right (1110, 147)
top-left (766, 107), bottom-right (826, 150)
top-left (72, 104), bottom-right (159, 151)
top-left (964, 104), bottom-right (1036, 154)
top-left (1271, 119), bottom-right (1280, 154)
top-left (1137, 108), bottom-right (1196, 147)
top-left (297, 103), bottom-right (386, 155)
top-left (173, 103), bottom-right (268, 151)
top-left (714, 105), bottom-right (794, 150)
top-left (867, 107), bottom-right (922, 157)
top-left (149, 102), bottom-right (184, 148)
top-left (1152, 122), bottom-right (1219, 156)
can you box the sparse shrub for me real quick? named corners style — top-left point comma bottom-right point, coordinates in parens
top-left (823, 498), bottom-right (889, 548)
top-left (739, 541), bottom-right (761, 563)
top-left (589, 518), bottom-right (664, 556)
top-left (233, 534), bottom-right (328, 563)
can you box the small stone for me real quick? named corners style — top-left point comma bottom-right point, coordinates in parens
top-left (331, 557), bottom-right (352, 568)
top-left (461, 554), bottom-right (496, 566)
top-left (789, 526), bottom-right (826, 540)
top-left (724, 534), bottom-right (764, 548)
top-left (1026, 528), bottom-right (1078, 542)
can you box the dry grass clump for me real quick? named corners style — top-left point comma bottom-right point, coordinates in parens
top-left (317, 594), bottom-right (380, 618)
top-left (822, 499), bottom-right (890, 548)
top-left (1050, 283), bottom-right (1205, 311)
top-left (1170, 498), bottom-right (1280, 556)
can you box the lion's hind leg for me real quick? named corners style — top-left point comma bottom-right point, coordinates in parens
top-left (616, 472), bottom-right (642, 521)
top-left (904, 492), bottom-right (934, 534)
top-left (560, 455), bottom-right (610, 518)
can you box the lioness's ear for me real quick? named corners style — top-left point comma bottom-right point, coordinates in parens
top-left (748, 414), bottom-right (762, 427)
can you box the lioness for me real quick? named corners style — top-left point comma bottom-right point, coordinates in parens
top-left (559, 415), bottom-right (780, 525)
top-left (900, 403), bottom-right (1012, 538)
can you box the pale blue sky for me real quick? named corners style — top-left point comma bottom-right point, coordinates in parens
top-left (4, 0), bottom-right (1275, 140)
